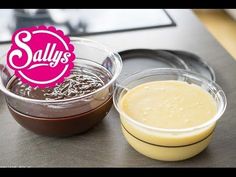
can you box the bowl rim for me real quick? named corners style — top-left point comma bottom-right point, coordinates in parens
top-left (113, 68), bottom-right (227, 133)
top-left (0, 37), bottom-right (123, 103)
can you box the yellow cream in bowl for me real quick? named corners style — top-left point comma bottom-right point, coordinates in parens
top-left (119, 80), bottom-right (217, 161)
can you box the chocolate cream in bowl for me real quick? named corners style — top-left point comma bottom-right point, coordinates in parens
top-left (5, 65), bottom-right (113, 136)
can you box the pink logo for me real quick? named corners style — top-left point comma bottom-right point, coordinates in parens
top-left (6, 26), bottom-right (75, 88)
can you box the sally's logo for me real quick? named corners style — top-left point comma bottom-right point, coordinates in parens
top-left (7, 26), bottom-right (75, 88)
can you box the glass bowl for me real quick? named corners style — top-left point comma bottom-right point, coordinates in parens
top-left (113, 68), bottom-right (226, 161)
top-left (0, 37), bottom-right (122, 137)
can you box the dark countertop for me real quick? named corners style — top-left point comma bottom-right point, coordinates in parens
top-left (0, 9), bottom-right (236, 167)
